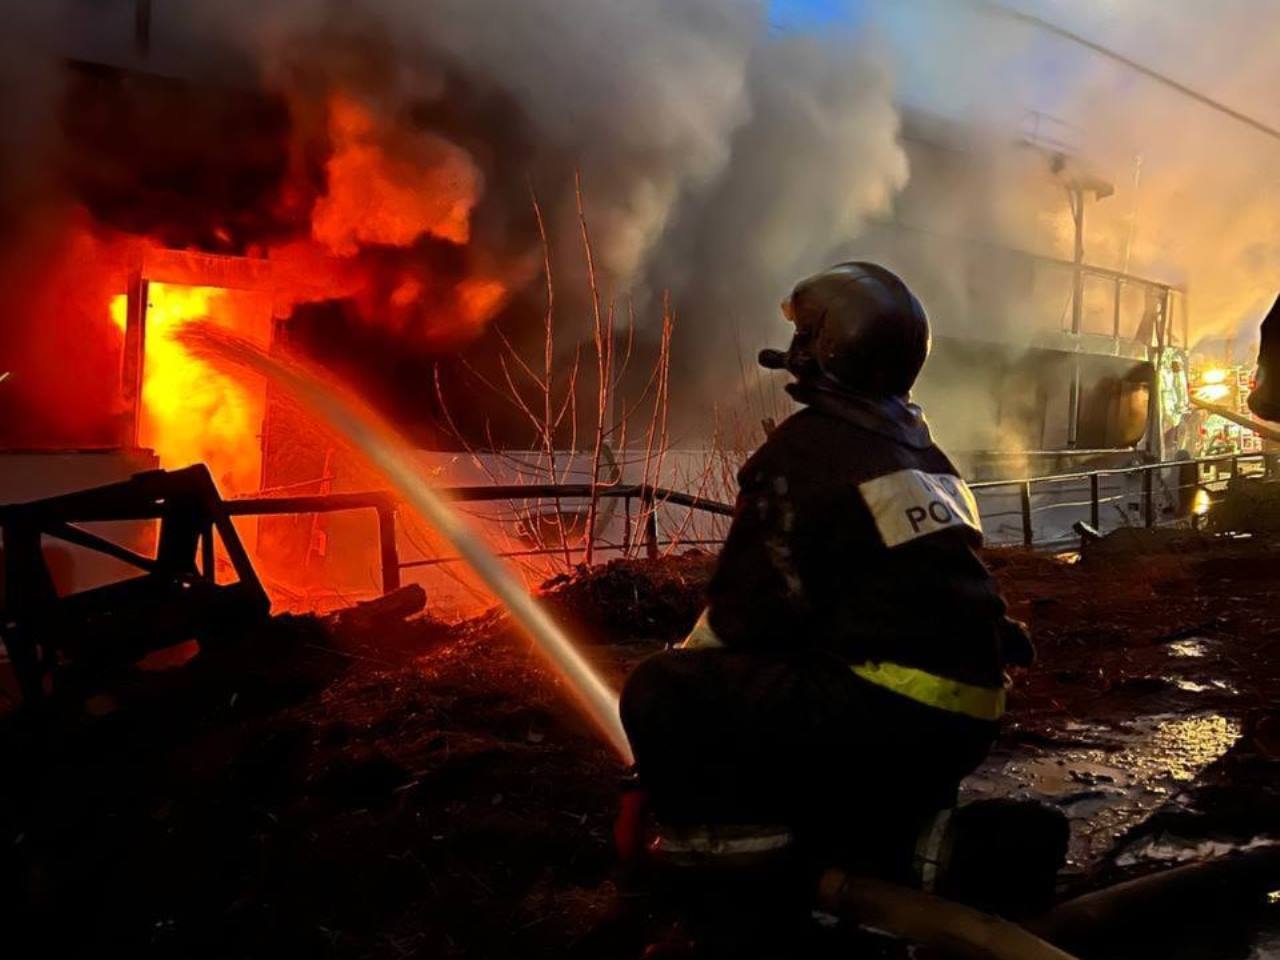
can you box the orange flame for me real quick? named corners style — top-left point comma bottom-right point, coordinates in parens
top-left (61, 86), bottom-right (518, 607)
top-left (111, 283), bottom-right (269, 497)
top-left (311, 94), bottom-right (482, 257)
top-left (458, 277), bottom-right (509, 333)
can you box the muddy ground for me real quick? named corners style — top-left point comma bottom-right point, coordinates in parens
top-left (4, 537), bottom-right (1280, 957)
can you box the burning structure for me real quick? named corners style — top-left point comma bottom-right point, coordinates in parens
top-left (879, 111), bottom-right (1191, 478)
top-left (0, 2), bottom-right (1207, 606)
top-left (0, 15), bottom-right (541, 602)
top-left (6, 4), bottom-right (1280, 959)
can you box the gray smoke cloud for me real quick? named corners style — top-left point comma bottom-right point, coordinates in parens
top-left (764, 0), bottom-right (1280, 457)
top-left (1041, 0), bottom-right (1280, 359)
top-left (165, 0), bottom-right (1280, 366)
top-left (178, 0), bottom-right (764, 281)
top-left (871, 0), bottom-right (1280, 358)
top-left (0, 0), bottom-right (919, 449)
top-left (649, 29), bottom-right (908, 424)
top-left (9, 1), bottom-right (1279, 352)
top-left (178, 0), bottom-right (913, 435)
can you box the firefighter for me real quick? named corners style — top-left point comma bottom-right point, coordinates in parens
top-left (1249, 293), bottom-right (1280, 422)
top-left (620, 262), bottom-right (1032, 898)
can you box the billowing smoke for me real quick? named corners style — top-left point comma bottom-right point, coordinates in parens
top-left (746, 0), bottom-right (1280, 458)
top-left (649, 30), bottom-right (908, 427)
top-left (17, 0), bottom-right (1277, 459)
top-left (192, 0), bottom-right (909, 355)
top-left (1039, 0), bottom-right (1280, 358)
top-left (180, 0), bottom-right (765, 284)
top-left (1, 0), bottom-right (915, 445)
top-left (871, 0), bottom-right (1280, 358)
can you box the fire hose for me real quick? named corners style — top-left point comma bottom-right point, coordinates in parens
top-left (819, 844), bottom-right (1280, 960)
top-left (818, 870), bottom-right (1080, 960)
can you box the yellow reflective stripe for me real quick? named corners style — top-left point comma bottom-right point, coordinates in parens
top-left (679, 608), bottom-right (724, 650)
top-left (851, 660), bottom-right (1005, 721)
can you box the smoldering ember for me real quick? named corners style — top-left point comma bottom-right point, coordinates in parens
top-left (8, 3), bottom-right (1280, 959)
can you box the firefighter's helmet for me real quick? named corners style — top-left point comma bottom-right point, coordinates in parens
top-left (760, 262), bottom-right (930, 398)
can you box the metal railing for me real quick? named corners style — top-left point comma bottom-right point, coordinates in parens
top-left (226, 483), bottom-right (735, 595)
top-left (969, 452), bottom-right (1273, 547)
top-left (228, 491), bottom-right (403, 593)
top-left (228, 452), bottom-right (1276, 593)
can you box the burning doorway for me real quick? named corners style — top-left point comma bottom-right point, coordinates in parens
top-left (112, 281), bottom-right (273, 500)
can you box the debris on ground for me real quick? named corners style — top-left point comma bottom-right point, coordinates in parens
top-left (329, 583), bottom-right (428, 635)
top-left (1208, 475), bottom-right (1280, 536)
top-left (539, 552), bottom-right (716, 645)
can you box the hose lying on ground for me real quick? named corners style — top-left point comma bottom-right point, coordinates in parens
top-left (817, 869), bottom-right (1082, 960)
top-left (1028, 845), bottom-right (1280, 952)
top-left (820, 846), bottom-right (1280, 959)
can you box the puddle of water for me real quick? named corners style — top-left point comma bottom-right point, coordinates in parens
top-left (1168, 637), bottom-right (1213, 658)
top-left (1168, 676), bottom-right (1238, 694)
top-left (1063, 719), bottom-right (1104, 731)
top-left (1115, 836), bottom-right (1276, 868)
top-left (1150, 714), bottom-right (1241, 779)
top-left (964, 713), bottom-right (1241, 867)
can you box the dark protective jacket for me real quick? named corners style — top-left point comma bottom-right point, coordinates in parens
top-left (700, 382), bottom-right (1026, 696)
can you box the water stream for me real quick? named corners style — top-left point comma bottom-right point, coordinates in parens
top-left (179, 321), bottom-right (634, 764)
